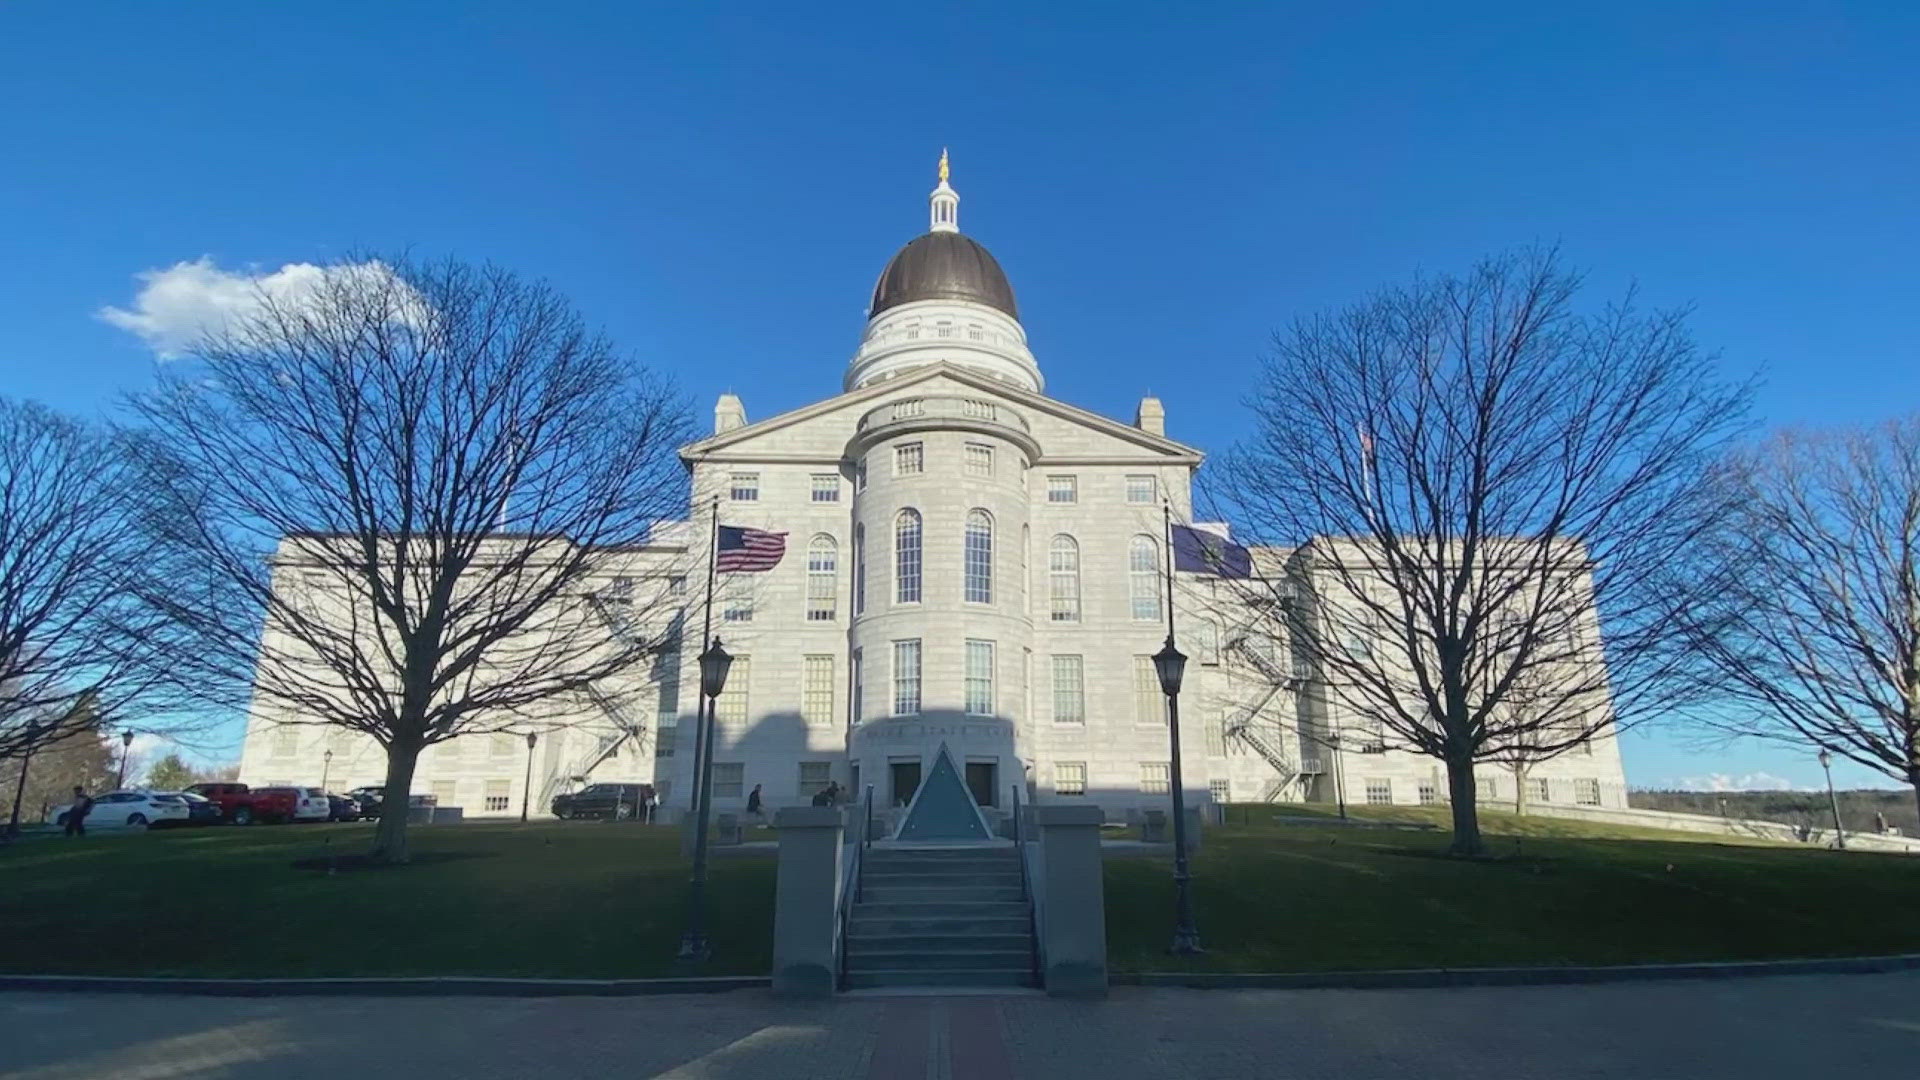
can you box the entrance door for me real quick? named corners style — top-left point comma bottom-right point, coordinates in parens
top-left (890, 761), bottom-right (922, 807)
top-left (965, 762), bottom-right (997, 808)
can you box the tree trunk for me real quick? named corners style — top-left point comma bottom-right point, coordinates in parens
top-left (1910, 776), bottom-right (1920, 837)
top-left (1445, 754), bottom-right (1484, 857)
top-left (1513, 763), bottom-right (1528, 816)
top-left (370, 742), bottom-right (423, 864)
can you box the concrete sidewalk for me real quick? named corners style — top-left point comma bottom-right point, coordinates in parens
top-left (5, 971), bottom-right (1919, 1078)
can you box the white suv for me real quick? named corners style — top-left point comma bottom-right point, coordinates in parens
top-left (52, 791), bottom-right (191, 830)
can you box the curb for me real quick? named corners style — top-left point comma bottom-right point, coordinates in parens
top-left (0, 975), bottom-right (771, 998)
top-left (1114, 953), bottom-right (1920, 991)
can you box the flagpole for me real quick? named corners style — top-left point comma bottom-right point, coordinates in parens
top-left (689, 495), bottom-right (719, 814)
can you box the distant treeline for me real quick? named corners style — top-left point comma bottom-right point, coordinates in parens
top-left (1630, 789), bottom-right (1917, 837)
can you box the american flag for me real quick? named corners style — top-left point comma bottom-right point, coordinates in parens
top-left (715, 525), bottom-right (787, 572)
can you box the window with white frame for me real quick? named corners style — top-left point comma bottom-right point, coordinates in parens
top-left (799, 761), bottom-right (833, 800)
top-left (850, 649), bottom-right (863, 725)
top-left (271, 727), bottom-right (299, 757)
top-left (1048, 535), bottom-right (1081, 622)
top-left (1209, 779), bottom-right (1231, 804)
top-left (895, 442), bottom-right (923, 476)
top-left (1365, 779), bottom-right (1393, 805)
top-left (712, 763), bottom-right (744, 799)
top-left (723, 594), bottom-right (753, 623)
top-left (1205, 711), bottom-right (1227, 756)
top-left (1417, 782), bottom-right (1440, 805)
top-left (1129, 535), bottom-right (1161, 620)
top-left (432, 779), bottom-right (458, 806)
top-left (1134, 655), bottom-right (1162, 724)
top-left (669, 575), bottom-right (687, 597)
top-left (853, 524), bottom-right (866, 615)
top-left (716, 657), bottom-right (750, 724)
top-left (1197, 621), bottom-right (1220, 665)
top-left (729, 472), bottom-right (759, 501)
top-left (1530, 777), bottom-right (1551, 803)
top-left (1055, 762), bottom-right (1086, 796)
top-left (964, 509), bottom-right (993, 603)
top-left (1047, 475), bottom-right (1077, 503)
top-left (1139, 762), bottom-right (1171, 795)
top-left (1051, 655), bottom-right (1085, 724)
top-left (655, 722), bottom-right (676, 758)
top-left (965, 443), bottom-right (993, 477)
top-left (1575, 778), bottom-right (1601, 806)
top-left (965, 640), bottom-right (995, 715)
top-left (485, 779), bottom-right (511, 812)
top-left (806, 535), bottom-right (837, 621)
top-left (802, 655), bottom-right (834, 725)
top-left (810, 473), bottom-right (840, 503)
top-left (895, 509), bottom-right (922, 604)
top-left (1126, 475), bottom-right (1156, 504)
top-left (892, 639), bottom-right (922, 715)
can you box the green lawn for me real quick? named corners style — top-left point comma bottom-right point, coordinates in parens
top-left (6, 809), bottom-right (1918, 980)
top-left (1105, 807), bottom-right (1920, 973)
top-left (0, 821), bottom-right (774, 978)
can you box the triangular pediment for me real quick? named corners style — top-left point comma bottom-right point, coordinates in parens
top-left (894, 742), bottom-right (993, 841)
top-left (681, 363), bottom-right (1204, 465)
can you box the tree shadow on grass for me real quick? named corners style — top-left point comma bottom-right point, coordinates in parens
top-left (290, 850), bottom-right (497, 873)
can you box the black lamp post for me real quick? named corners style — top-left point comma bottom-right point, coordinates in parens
top-left (1152, 636), bottom-right (1204, 955)
top-left (522, 732), bottom-right (539, 823)
top-left (320, 749), bottom-right (333, 791)
top-left (678, 636), bottom-right (733, 961)
top-left (1818, 748), bottom-right (1846, 850)
top-left (115, 730), bottom-right (135, 789)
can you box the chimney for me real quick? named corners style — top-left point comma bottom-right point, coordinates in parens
top-left (1135, 396), bottom-right (1165, 437)
top-left (714, 393), bottom-right (747, 434)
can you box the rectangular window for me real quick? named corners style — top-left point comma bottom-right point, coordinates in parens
top-left (271, 727), bottom-right (299, 757)
top-left (1139, 762), bottom-right (1171, 795)
top-left (850, 649), bottom-right (863, 726)
top-left (1197, 622), bottom-right (1220, 665)
top-left (712, 763), bottom-right (744, 799)
top-left (1417, 782), bottom-right (1439, 806)
top-left (801, 655), bottom-right (834, 725)
top-left (1577, 735), bottom-right (1595, 757)
top-left (485, 779), bottom-right (511, 812)
top-left (1055, 762), bottom-right (1087, 796)
top-left (810, 473), bottom-right (840, 503)
top-left (1530, 777), bottom-right (1552, 804)
top-left (965, 640), bottom-right (995, 715)
top-left (799, 761), bottom-right (833, 800)
top-left (716, 656), bottom-right (750, 724)
top-left (1204, 711), bottom-right (1227, 757)
top-left (491, 733), bottom-right (517, 760)
top-left (1047, 475), bottom-right (1077, 504)
top-left (431, 779), bottom-right (458, 806)
top-left (729, 472), bottom-right (759, 502)
top-left (655, 721), bottom-right (676, 758)
top-left (1365, 779), bottom-right (1393, 805)
top-left (806, 542), bottom-right (836, 622)
top-left (669, 575), bottom-right (688, 597)
top-left (1051, 655), bottom-right (1086, 724)
top-left (723, 595), bottom-right (753, 623)
top-left (1134, 655), bottom-right (1162, 725)
top-left (892, 640), bottom-right (922, 715)
top-left (1126, 475), bottom-right (1156, 504)
top-left (895, 442), bottom-right (923, 476)
top-left (1575, 778), bottom-right (1602, 806)
top-left (965, 443), bottom-right (993, 477)
top-left (856, 458), bottom-right (867, 492)
top-left (1209, 779), bottom-right (1231, 804)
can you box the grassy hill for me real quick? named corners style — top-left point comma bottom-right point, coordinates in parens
top-left (1630, 788), bottom-right (1918, 837)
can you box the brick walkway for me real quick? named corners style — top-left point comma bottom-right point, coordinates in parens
top-left (5, 972), bottom-right (1920, 1078)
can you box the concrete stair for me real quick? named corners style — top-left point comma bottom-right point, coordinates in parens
top-left (842, 845), bottom-right (1037, 990)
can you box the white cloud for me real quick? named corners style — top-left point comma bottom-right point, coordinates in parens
top-left (99, 258), bottom-right (413, 358)
top-left (1673, 771), bottom-right (1803, 792)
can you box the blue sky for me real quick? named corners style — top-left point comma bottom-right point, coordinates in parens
top-left (3, 2), bottom-right (1915, 789)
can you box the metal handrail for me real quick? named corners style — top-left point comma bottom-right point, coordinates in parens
top-left (835, 784), bottom-right (874, 991)
top-left (1011, 783), bottom-right (1041, 987)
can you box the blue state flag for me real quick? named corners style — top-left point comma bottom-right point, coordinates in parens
top-left (1172, 524), bottom-right (1252, 578)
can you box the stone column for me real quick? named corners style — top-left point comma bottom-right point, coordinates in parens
top-left (1035, 804), bottom-right (1107, 998)
top-left (770, 806), bottom-right (845, 998)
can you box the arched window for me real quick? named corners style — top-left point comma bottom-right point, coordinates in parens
top-left (1049, 535), bottom-right (1080, 623)
top-left (1130, 535), bottom-right (1161, 621)
top-left (895, 509), bottom-right (922, 604)
top-left (806, 535), bottom-right (837, 622)
top-left (964, 509), bottom-right (993, 604)
top-left (853, 525), bottom-right (866, 615)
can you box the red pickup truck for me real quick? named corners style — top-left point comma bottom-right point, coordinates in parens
top-left (184, 782), bottom-right (331, 825)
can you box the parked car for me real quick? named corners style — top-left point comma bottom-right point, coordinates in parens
top-left (162, 791), bottom-right (223, 827)
top-left (551, 782), bottom-right (653, 821)
top-left (183, 782), bottom-right (270, 825)
top-left (325, 793), bottom-right (361, 822)
top-left (51, 791), bottom-right (191, 830)
top-left (346, 785), bottom-right (385, 819)
top-left (248, 786), bottom-right (333, 823)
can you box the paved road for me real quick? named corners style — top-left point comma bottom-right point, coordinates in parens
top-left (4, 972), bottom-right (1918, 1079)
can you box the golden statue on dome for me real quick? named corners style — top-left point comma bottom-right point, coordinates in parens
top-left (938, 148), bottom-right (949, 183)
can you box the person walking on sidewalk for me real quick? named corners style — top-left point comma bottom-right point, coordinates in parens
top-left (63, 786), bottom-right (92, 837)
top-left (745, 783), bottom-right (764, 824)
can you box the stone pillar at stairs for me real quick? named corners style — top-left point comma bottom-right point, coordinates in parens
top-left (771, 805), bottom-right (845, 998)
top-left (1035, 804), bottom-right (1108, 999)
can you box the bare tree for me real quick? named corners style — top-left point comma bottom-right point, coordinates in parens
top-left (0, 399), bottom-right (174, 766)
top-left (1684, 418), bottom-right (1920, 821)
top-left (1214, 249), bottom-right (1747, 856)
top-left (127, 256), bottom-right (690, 862)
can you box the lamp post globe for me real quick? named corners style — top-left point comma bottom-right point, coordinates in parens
top-left (1817, 748), bottom-right (1846, 850)
top-left (116, 730), bottom-right (136, 789)
top-left (321, 749), bottom-right (333, 791)
top-left (679, 636), bottom-right (732, 961)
